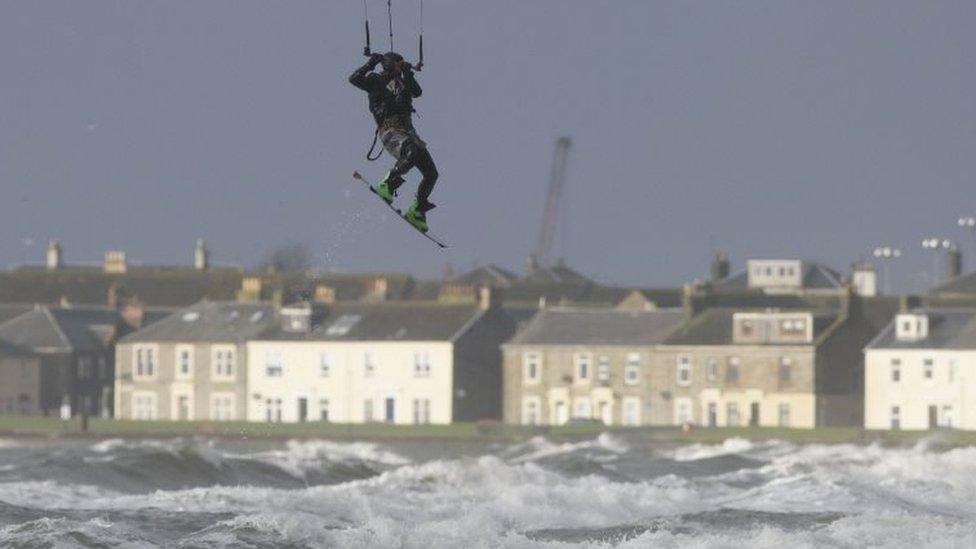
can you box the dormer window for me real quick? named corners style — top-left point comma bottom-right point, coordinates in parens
top-left (895, 313), bottom-right (929, 342)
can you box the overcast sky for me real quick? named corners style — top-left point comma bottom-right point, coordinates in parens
top-left (1, 1), bottom-right (974, 291)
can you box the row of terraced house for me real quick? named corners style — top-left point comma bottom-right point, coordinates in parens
top-left (6, 246), bottom-right (976, 430)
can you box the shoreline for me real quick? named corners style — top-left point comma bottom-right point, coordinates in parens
top-left (1, 415), bottom-right (973, 446)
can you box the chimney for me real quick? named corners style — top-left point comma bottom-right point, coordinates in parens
top-left (946, 246), bottom-right (963, 281)
top-left (851, 260), bottom-right (877, 297)
top-left (710, 252), bottom-right (730, 282)
top-left (314, 285), bottom-right (336, 304)
top-left (194, 239), bottom-right (210, 271)
top-left (46, 239), bottom-right (63, 270)
top-left (478, 286), bottom-right (501, 310)
top-left (120, 300), bottom-right (145, 330)
top-left (103, 251), bottom-right (127, 274)
top-left (237, 277), bottom-right (263, 302)
top-left (681, 283), bottom-right (697, 321)
top-left (365, 277), bottom-right (389, 302)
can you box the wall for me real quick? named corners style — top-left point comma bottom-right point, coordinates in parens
top-left (865, 348), bottom-right (976, 430)
top-left (245, 340), bottom-right (454, 425)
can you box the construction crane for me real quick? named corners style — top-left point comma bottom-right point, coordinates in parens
top-left (532, 137), bottom-right (572, 271)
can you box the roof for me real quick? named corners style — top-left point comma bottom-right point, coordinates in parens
top-left (0, 305), bottom-right (121, 353)
top-left (450, 265), bottom-right (518, 286)
top-left (119, 301), bottom-right (277, 343)
top-left (932, 271), bottom-right (976, 295)
top-left (507, 307), bottom-right (685, 346)
top-left (0, 304), bottom-right (34, 324)
top-left (260, 302), bottom-right (488, 342)
top-left (663, 307), bottom-right (839, 346)
top-left (711, 261), bottom-right (844, 293)
top-left (867, 308), bottom-right (976, 350)
top-left (522, 263), bottom-right (592, 285)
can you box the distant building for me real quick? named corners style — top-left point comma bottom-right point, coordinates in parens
top-left (865, 308), bottom-right (976, 430)
top-left (114, 301), bottom-right (277, 421)
top-left (502, 306), bottom-right (684, 426)
top-left (656, 294), bottom-right (897, 428)
top-left (711, 259), bottom-right (845, 296)
top-left (0, 305), bottom-right (152, 417)
top-left (246, 289), bottom-right (516, 424)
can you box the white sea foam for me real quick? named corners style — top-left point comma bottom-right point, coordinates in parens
top-left (3, 437), bottom-right (976, 547)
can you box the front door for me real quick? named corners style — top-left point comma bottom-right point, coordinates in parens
top-left (177, 395), bottom-right (190, 421)
top-left (929, 405), bottom-right (938, 429)
top-left (298, 398), bottom-right (308, 422)
top-left (554, 401), bottom-right (568, 425)
top-left (599, 401), bottom-right (613, 426)
top-left (385, 398), bottom-right (396, 423)
top-left (749, 402), bottom-right (760, 427)
top-left (707, 403), bottom-right (717, 427)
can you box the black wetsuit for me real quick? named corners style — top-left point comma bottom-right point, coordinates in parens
top-left (349, 58), bottom-right (438, 208)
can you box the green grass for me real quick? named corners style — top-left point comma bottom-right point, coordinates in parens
top-left (2, 415), bottom-right (976, 445)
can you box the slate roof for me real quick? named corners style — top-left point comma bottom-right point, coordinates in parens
top-left (931, 271), bottom-right (976, 295)
top-left (450, 265), bottom-right (518, 286)
top-left (712, 261), bottom-right (844, 293)
top-left (261, 303), bottom-right (489, 342)
top-left (663, 308), bottom-right (839, 346)
top-left (0, 304), bottom-right (34, 324)
top-left (0, 305), bottom-right (124, 353)
top-left (506, 307), bottom-right (685, 346)
top-left (866, 308), bottom-right (976, 350)
top-left (522, 263), bottom-right (592, 285)
top-left (118, 301), bottom-right (277, 343)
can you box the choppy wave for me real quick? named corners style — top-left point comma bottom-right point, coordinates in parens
top-left (1, 434), bottom-right (975, 547)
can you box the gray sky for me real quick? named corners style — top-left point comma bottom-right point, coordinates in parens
top-left (1, 1), bottom-right (974, 291)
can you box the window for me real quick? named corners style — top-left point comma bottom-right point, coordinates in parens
top-left (175, 346), bottom-right (194, 380)
top-left (949, 360), bottom-right (957, 383)
top-left (132, 391), bottom-right (157, 420)
top-left (76, 357), bottom-right (92, 379)
top-left (675, 398), bottom-right (693, 425)
top-left (412, 398), bottom-right (431, 424)
top-left (265, 398), bottom-right (282, 422)
top-left (211, 346), bottom-right (236, 380)
top-left (597, 356), bottom-right (611, 382)
top-left (677, 355), bottom-right (692, 386)
top-left (741, 320), bottom-right (755, 337)
top-left (265, 351), bottom-right (283, 377)
top-left (523, 352), bottom-right (541, 384)
top-left (625, 353), bottom-right (641, 385)
top-left (891, 358), bottom-right (901, 382)
top-left (778, 403), bottom-right (790, 427)
top-left (706, 358), bottom-right (718, 382)
top-left (211, 393), bottom-right (235, 421)
top-left (727, 402), bottom-right (741, 427)
top-left (133, 346), bottom-right (157, 379)
top-left (363, 398), bottom-right (374, 422)
top-left (319, 352), bottom-right (331, 377)
top-left (97, 357), bottom-right (107, 380)
top-left (923, 358), bottom-right (934, 380)
top-left (890, 405), bottom-right (900, 430)
top-left (575, 353), bottom-right (592, 383)
top-left (781, 319), bottom-right (806, 336)
top-left (622, 397), bottom-right (641, 426)
top-left (779, 357), bottom-right (792, 385)
top-left (573, 398), bottom-right (591, 419)
top-left (726, 357), bottom-right (740, 383)
top-left (364, 352), bottom-right (375, 377)
top-left (522, 397), bottom-right (540, 425)
top-left (319, 398), bottom-right (330, 421)
top-left (414, 352), bottom-right (431, 378)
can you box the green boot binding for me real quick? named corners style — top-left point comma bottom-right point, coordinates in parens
top-left (373, 172), bottom-right (403, 205)
top-left (404, 198), bottom-right (435, 233)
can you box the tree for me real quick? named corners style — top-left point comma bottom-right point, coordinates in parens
top-left (260, 243), bottom-right (314, 273)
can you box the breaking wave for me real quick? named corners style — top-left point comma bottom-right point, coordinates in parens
top-left (1, 434), bottom-right (975, 547)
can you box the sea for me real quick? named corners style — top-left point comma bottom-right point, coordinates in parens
top-left (0, 433), bottom-right (974, 548)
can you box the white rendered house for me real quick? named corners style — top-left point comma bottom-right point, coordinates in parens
top-left (865, 309), bottom-right (976, 430)
top-left (246, 294), bottom-right (513, 425)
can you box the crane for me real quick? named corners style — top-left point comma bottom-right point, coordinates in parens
top-left (533, 137), bottom-right (572, 271)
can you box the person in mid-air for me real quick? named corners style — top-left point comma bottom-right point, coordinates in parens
top-left (349, 51), bottom-right (438, 232)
